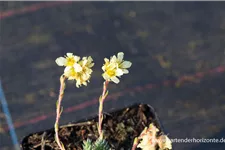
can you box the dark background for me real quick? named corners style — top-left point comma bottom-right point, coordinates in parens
top-left (0, 1), bottom-right (225, 150)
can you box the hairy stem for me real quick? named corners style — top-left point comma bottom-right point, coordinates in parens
top-left (54, 75), bottom-right (66, 150)
top-left (98, 81), bottom-right (109, 139)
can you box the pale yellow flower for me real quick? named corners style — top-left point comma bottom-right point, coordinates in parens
top-left (56, 53), bottom-right (94, 88)
top-left (55, 53), bottom-right (80, 67)
top-left (102, 52), bottom-right (132, 84)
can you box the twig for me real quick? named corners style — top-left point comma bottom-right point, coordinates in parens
top-left (33, 141), bottom-right (53, 149)
top-left (41, 132), bottom-right (47, 150)
top-left (60, 121), bottom-right (94, 128)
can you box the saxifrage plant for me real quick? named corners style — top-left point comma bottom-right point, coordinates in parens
top-left (54, 52), bottom-right (172, 150)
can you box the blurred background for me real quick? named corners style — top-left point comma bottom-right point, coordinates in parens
top-left (0, 1), bottom-right (225, 150)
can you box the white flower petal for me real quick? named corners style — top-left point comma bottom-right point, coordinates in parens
top-left (55, 57), bottom-right (66, 66)
top-left (82, 73), bottom-right (88, 80)
top-left (111, 55), bottom-right (117, 63)
top-left (76, 82), bottom-right (80, 88)
top-left (104, 58), bottom-right (109, 63)
top-left (111, 76), bottom-right (120, 84)
top-left (68, 76), bottom-right (75, 80)
top-left (83, 82), bottom-right (87, 86)
top-left (102, 73), bottom-right (110, 81)
top-left (122, 69), bottom-right (129, 74)
top-left (88, 56), bottom-right (93, 62)
top-left (121, 61), bottom-right (132, 68)
top-left (89, 63), bottom-right (94, 68)
top-left (74, 63), bottom-right (82, 72)
top-left (74, 55), bottom-right (80, 62)
top-left (116, 68), bottom-right (124, 76)
top-left (66, 53), bottom-right (73, 57)
top-left (85, 68), bottom-right (92, 74)
top-left (117, 52), bottom-right (124, 62)
top-left (108, 62), bottom-right (117, 69)
top-left (64, 66), bottom-right (72, 72)
top-left (102, 65), bottom-right (106, 71)
top-left (82, 59), bottom-right (88, 66)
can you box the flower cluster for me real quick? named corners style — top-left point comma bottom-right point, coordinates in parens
top-left (55, 53), bottom-right (94, 88)
top-left (102, 52), bottom-right (132, 84)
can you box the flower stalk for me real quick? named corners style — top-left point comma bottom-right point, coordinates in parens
top-left (54, 75), bottom-right (66, 150)
top-left (98, 80), bottom-right (109, 139)
top-left (98, 52), bottom-right (132, 140)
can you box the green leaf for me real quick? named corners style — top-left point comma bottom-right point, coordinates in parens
top-left (94, 138), bottom-right (110, 150)
top-left (82, 139), bottom-right (93, 150)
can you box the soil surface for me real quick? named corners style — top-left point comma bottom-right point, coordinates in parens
top-left (21, 104), bottom-right (162, 150)
top-left (1, 2), bottom-right (225, 150)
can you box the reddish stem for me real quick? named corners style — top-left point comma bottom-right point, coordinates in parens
top-left (54, 75), bottom-right (66, 150)
top-left (98, 81), bottom-right (109, 139)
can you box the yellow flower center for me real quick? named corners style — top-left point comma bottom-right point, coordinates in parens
top-left (66, 57), bottom-right (75, 66)
top-left (106, 69), bottom-right (116, 77)
top-left (70, 68), bottom-right (76, 77)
